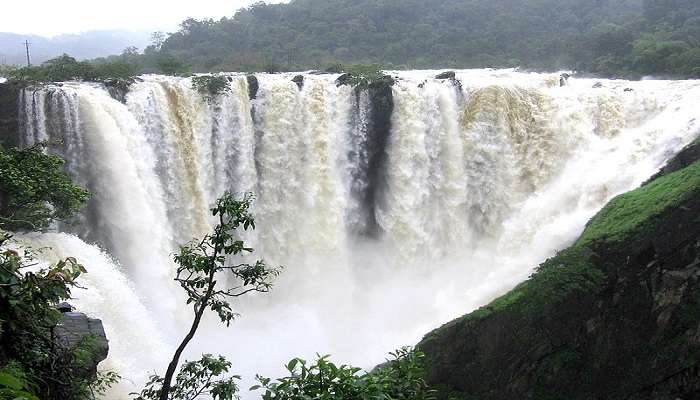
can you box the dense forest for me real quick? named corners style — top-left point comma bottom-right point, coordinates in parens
top-left (107, 0), bottom-right (700, 78)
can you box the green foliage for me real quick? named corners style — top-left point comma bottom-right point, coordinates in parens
top-left (576, 159), bottom-right (700, 247)
top-left (92, 61), bottom-right (137, 80)
top-left (254, 348), bottom-right (435, 400)
top-left (365, 348), bottom-right (436, 400)
top-left (90, 370), bottom-right (121, 399)
top-left (339, 64), bottom-right (394, 89)
top-left (7, 54), bottom-right (137, 86)
top-left (0, 143), bottom-right (90, 231)
top-left (0, 65), bottom-right (17, 79)
top-left (191, 75), bottom-right (231, 102)
top-left (0, 240), bottom-right (85, 333)
top-left (155, 55), bottom-right (191, 76)
top-left (0, 364), bottom-right (39, 400)
top-left (134, 355), bottom-right (239, 400)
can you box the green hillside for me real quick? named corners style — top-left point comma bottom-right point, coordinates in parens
top-left (142, 0), bottom-right (700, 77)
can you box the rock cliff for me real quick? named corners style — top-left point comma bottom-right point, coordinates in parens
top-left (419, 138), bottom-right (700, 400)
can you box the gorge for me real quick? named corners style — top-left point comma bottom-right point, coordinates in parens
top-left (8, 69), bottom-right (700, 398)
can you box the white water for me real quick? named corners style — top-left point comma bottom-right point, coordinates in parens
top-left (17, 69), bottom-right (700, 398)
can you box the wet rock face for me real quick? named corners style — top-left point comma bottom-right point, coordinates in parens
top-left (0, 82), bottom-right (20, 147)
top-left (246, 75), bottom-right (259, 100)
top-left (358, 84), bottom-right (394, 238)
top-left (418, 144), bottom-right (700, 400)
top-left (103, 77), bottom-right (138, 104)
top-left (55, 306), bottom-right (109, 379)
top-left (335, 73), bottom-right (351, 87)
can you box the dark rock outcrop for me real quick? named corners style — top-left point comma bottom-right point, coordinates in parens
top-left (55, 304), bottom-right (109, 379)
top-left (560, 73), bottom-right (571, 87)
top-left (435, 71), bottom-right (456, 80)
top-left (419, 142), bottom-right (700, 400)
top-left (292, 75), bottom-right (304, 90)
top-left (346, 82), bottom-right (394, 238)
top-left (0, 81), bottom-right (21, 147)
top-left (246, 75), bottom-right (259, 100)
top-left (103, 78), bottom-right (135, 104)
top-left (336, 73), bottom-right (351, 87)
top-left (433, 71), bottom-right (462, 94)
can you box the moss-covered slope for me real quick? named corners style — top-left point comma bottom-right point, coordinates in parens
top-left (418, 141), bottom-right (700, 400)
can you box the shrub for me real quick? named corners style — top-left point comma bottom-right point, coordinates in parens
top-left (253, 347), bottom-right (435, 400)
top-left (191, 75), bottom-right (231, 102)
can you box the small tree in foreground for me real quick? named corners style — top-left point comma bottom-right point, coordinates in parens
top-left (134, 193), bottom-right (280, 400)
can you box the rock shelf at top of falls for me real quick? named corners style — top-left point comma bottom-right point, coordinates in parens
top-left (9, 69), bottom-right (700, 399)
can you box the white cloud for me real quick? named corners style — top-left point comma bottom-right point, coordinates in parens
top-left (0, 0), bottom-right (288, 37)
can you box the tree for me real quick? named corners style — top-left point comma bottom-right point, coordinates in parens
top-left (122, 47), bottom-right (140, 57)
top-left (151, 32), bottom-right (167, 52)
top-left (134, 193), bottom-right (280, 400)
top-left (191, 75), bottom-right (231, 102)
top-left (155, 55), bottom-right (190, 76)
top-left (0, 143), bottom-right (90, 231)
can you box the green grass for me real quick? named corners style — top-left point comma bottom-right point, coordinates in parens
top-left (576, 159), bottom-right (700, 247)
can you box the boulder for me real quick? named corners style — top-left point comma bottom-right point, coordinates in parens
top-left (435, 71), bottom-right (456, 80)
top-left (55, 305), bottom-right (109, 379)
top-left (292, 75), bottom-right (304, 90)
top-left (593, 82), bottom-right (604, 88)
top-left (560, 73), bottom-right (571, 87)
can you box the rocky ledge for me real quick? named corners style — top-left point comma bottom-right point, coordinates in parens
top-left (55, 302), bottom-right (109, 380)
top-left (418, 137), bottom-right (700, 400)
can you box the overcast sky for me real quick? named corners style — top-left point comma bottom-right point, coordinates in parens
top-left (0, 0), bottom-right (288, 37)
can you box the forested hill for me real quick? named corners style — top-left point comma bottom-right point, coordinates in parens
top-left (153, 0), bottom-right (700, 78)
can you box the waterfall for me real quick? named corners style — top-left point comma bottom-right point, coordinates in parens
top-left (16, 70), bottom-right (700, 398)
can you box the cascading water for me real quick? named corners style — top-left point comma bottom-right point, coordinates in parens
top-left (14, 69), bottom-right (700, 399)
